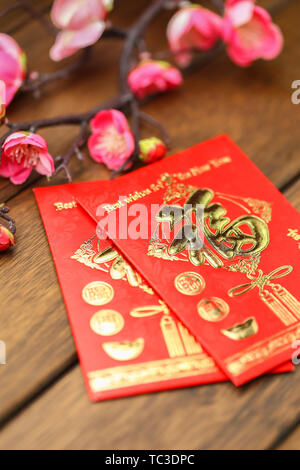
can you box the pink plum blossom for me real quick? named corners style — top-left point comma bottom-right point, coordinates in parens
top-left (128, 60), bottom-right (182, 99)
top-left (222, 0), bottom-right (283, 66)
top-left (167, 6), bottom-right (222, 67)
top-left (50, 0), bottom-right (113, 61)
top-left (0, 132), bottom-right (54, 185)
top-left (88, 109), bottom-right (135, 170)
top-left (0, 33), bottom-right (26, 105)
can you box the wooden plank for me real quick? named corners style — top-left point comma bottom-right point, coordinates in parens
top-left (0, 361), bottom-right (299, 449)
top-left (0, 0), bottom-right (52, 35)
top-left (277, 426), bottom-right (300, 450)
top-left (0, 0), bottom-right (299, 202)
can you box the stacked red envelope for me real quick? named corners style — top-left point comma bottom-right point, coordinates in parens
top-left (34, 134), bottom-right (298, 400)
top-left (72, 135), bottom-right (300, 386)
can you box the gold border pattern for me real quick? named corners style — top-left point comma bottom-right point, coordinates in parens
top-left (88, 353), bottom-right (218, 392)
top-left (225, 324), bottom-right (300, 376)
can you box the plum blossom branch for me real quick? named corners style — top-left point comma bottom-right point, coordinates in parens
top-left (0, 0), bottom-right (285, 186)
top-left (54, 122), bottom-right (89, 181)
top-left (1, 0), bottom-right (174, 178)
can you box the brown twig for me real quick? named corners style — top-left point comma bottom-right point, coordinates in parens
top-left (21, 48), bottom-right (92, 96)
top-left (0, 205), bottom-right (16, 235)
top-left (139, 111), bottom-right (171, 147)
top-left (0, 0), bottom-right (57, 36)
top-left (54, 122), bottom-right (89, 181)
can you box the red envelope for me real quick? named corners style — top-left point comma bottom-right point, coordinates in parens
top-left (73, 135), bottom-right (300, 386)
top-left (34, 183), bottom-right (292, 401)
top-left (34, 184), bottom-right (230, 401)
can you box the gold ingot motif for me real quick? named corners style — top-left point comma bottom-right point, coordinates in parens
top-left (174, 272), bottom-right (206, 296)
top-left (197, 297), bottom-right (229, 322)
top-left (102, 338), bottom-right (144, 361)
top-left (82, 281), bottom-right (114, 306)
top-left (90, 310), bottom-right (124, 336)
top-left (222, 317), bottom-right (258, 341)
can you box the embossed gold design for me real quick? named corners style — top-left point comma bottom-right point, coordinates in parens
top-left (102, 338), bottom-right (144, 361)
top-left (287, 228), bottom-right (300, 250)
top-left (177, 322), bottom-right (202, 355)
top-left (226, 254), bottom-right (261, 275)
top-left (88, 353), bottom-right (218, 392)
top-left (71, 237), bottom-right (109, 273)
top-left (222, 317), bottom-right (258, 341)
top-left (82, 281), bottom-right (114, 306)
top-left (147, 239), bottom-right (189, 262)
top-left (217, 193), bottom-right (272, 223)
top-left (244, 198), bottom-right (272, 223)
top-left (197, 297), bottom-right (230, 322)
top-left (174, 272), bottom-right (206, 296)
top-left (110, 256), bottom-right (141, 287)
top-left (130, 300), bottom-right (170, 318)
top-left (54, 201), bottom-right (77, 211)
top-left (90, 310), bottom-right (124, 336)
top-left (130, 301), bottom-right (202, 357)
top-left (72, 237), bottom-right (154, 295)
top-left (229, 265), bottom-right (300, 326)
top-left (148, 187), bottom-right (270, 271)
top-left (93, 246), bottom-right (118, 264)
top-left (160, 316), bottom-right (185, 357)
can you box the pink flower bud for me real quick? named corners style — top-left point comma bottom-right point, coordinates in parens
top-left (0, 132), bottom-right (54, 185)
top-left (222, 0), bottom-right (283, 66)
top-left (0, 34), bottom-right (26, 105)
top-left (0, 225), bottom-right (14, 251)
top-left (128, 60), bottom-right (182, 99)
top-left (139, 137), bottom-right (167, 164)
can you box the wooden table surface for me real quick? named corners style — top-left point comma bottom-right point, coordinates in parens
top-left (0, 0), bottom-right (299, 450)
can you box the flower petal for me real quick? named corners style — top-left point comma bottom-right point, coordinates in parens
top-left (88, 132), bottom-right (104, 163)
top-left (226, 0), bottom-right (255, 27)
top-left (35, 151), bottom-right (55, 176)
top-left (0, 152), bottom-right (15, 178)
top-left (51, 0), bottom-right (108, 30)
top-left (223, 3), bottom-right (283, 66)
top-left (9, 165), bottom-right (32, 185)
top-left (50, 21), bottom-right (105, 61)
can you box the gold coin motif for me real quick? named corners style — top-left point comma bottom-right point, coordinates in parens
top-left (197, 297), bottom-right (230, 322)
top-left (90, 310), bottom-right (124, 336)
top-left (82, 281), bottom-right (114, 306)
top-left (174, 272), bottom-right (206, 296)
